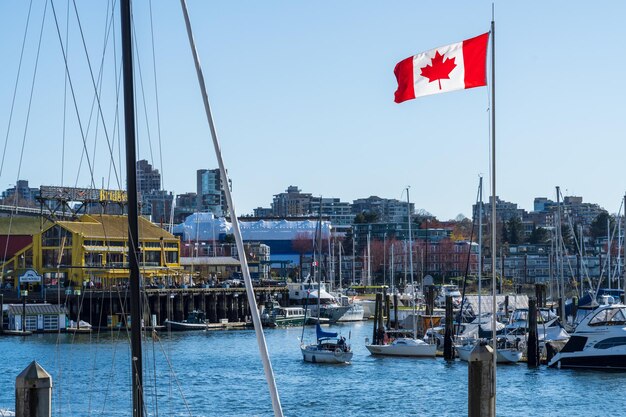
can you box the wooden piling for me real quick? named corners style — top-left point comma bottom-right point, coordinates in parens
top-left (527, 297), bottom-right (540, 368)
top-left (384, 290), bottom-right (391, 328)
top-left (443, 295), bottom-right (454, 361)
top-left (504, 295), bottom-right (509, 320)
top-left (468, 343), bottom-right (494, 417)
top-left (16, 361), bottom-right (52, 417)
top-left (393, 293), bottom-right (399, 330)
top-left (372, 293), bottom-right (380, 344)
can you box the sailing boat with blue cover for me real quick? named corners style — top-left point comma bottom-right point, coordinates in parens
top-left (300, 322), bottom-right (353, 364)
top-left (300, 205), bottom-right (352, 364)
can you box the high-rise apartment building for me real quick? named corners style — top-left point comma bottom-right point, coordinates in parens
top-left (197, 169), bottom-right (227, 216)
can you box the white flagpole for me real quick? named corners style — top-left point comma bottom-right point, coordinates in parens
top-left (490, 13), bottom-right (498, 415)
top-left (179, 2), bottom-right (283, 416)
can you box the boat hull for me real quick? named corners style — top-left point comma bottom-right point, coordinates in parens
top-left (366, 339), bottom-right (437, 357)
top-left (262, 317), bottom-right (305, 328)
top-left (456, 344), bottom-right (522, 363)
top-left (549, 354), bottom-right (626, 370)
top-left (301, 345), bottom-right (353, 364)
top-left (164, 320), bottom-right (208, 331)
top-left (337, 305), bottom-right (365, 322)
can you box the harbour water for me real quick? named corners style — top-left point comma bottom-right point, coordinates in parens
top-left (1, 321), bottom-right (625, 416)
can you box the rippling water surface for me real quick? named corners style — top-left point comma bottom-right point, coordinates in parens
top-left (1, 321), bottom-right (625, 416)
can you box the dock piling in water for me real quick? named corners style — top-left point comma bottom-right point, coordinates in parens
top-left (527, 297), bottom-right (540, 367)
top-left (15, 361), bottom-right (51, 417)
top-left (443, 295), bottom-right (454, 361)
top-left (468, 343), bottom-right (494, 417)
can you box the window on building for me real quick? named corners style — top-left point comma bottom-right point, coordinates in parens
top-left (42, 226), bottom-right (72, 247)
top-left (43, 315), bottom-right (59, 330)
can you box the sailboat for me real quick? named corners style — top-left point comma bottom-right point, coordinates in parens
top-left (365, 187), bottom-right (436, 358)
top-left (300, 206), bottom-right (352, 364)
top-left (455, 178), bottom-right (521, 364)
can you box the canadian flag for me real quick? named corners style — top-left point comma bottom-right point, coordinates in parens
top-left (394, 32), bottom-right (489, 103)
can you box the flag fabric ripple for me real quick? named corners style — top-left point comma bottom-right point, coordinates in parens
top-left (394, 32), bottom-right (489, 103)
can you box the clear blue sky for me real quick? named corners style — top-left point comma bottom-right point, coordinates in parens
top-left (1, 1), bottom-right (625, 220)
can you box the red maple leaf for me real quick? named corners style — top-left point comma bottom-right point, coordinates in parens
top-left (420, 50), bottom-right (457, 90)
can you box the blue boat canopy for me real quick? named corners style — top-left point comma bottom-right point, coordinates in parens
top-left (316, 322), bottom-right (337, 339)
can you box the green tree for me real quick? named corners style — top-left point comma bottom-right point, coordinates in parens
top-left (590, 211), bottom-right (614, 240)
top-left (354, 211), bottom-right (379, 224)
top-left (507, 217), bottom-right (524, 244)
top-left (528, 225), bottom-right (549, 244)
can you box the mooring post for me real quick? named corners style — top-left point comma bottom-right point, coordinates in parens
top-left (16, 361), bottom-right (52, 417)
top-left (384, 290), bottom-right (391, 328)
top-left (468, 343), bottom-right (495, 417)
top-left (504, 295), bottom-right (509, 320)
top-left (527, 297), bottom-right (539, 367)
top-left (571, 296), bottom-right (578, 325)
top-left (443, 295), bottom-right (454, 360)
top-left (393, 293), bottom-right (399, 330)
top-left (377, 293), bottom-right (385, 344)
top-left (372, 293), bottom-right (379, 344)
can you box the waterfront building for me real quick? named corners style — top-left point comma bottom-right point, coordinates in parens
top-left (173, 212), bottom-right (330, 272)
top-left (310, 196), bottom-right (353, 230)
top-left (0, 214), bottom-right (181, 289)
top-left (473, 195), bottom-right (527, 223)
top-left (351, 196), bottom-right (413, 223)
top-left (173, 192), bottom-right (197, 224)
top-left (271, 186), bottom-right (313, 217)
top-left (253, 207), bottom-right (274, 218)
top-left (197, 168), bottom-right (228, 216)
top-left (136, 160), bottom-right (174, 222)
top-left (1, 180), bottom-right (39, 206)
top-left (7, 303), bottom-right (68, 332)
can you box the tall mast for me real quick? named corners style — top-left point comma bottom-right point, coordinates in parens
top-left (606, 217), bottom-right (613, 290)
top-left (406, 186), bottom-right (416, 339)
top-left (179, 2), bottom-right (283, 415)
top-left (556, 186), bottom-right (565, 317)
top-left (120, 1), bottom-right (143, 416)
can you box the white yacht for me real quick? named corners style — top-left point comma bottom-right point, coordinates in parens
top-left (548, 301), bottom-right (626, 369)
top-left (435, 284), bottom-right (462, 308)
top-left (366, 336), bottom-right (436, 357)
top-left (288, 282), bottom-right (350, 323)
top-left (335, 294), bottom-right (365, 322)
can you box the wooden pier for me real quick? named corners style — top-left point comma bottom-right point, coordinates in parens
top-left (1, 287), bottom-right (289, 329)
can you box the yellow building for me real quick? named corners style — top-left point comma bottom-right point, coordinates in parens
top-left (0, 214), bottom-right (181, 288)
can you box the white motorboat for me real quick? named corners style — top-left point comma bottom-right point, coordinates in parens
top-left (548, 302), bottom-right (626, 369)
top-left (301, 323), bottom-right (353, 364)
top-left (288, 281), bottom-right (350, 323)
top-left (335, 294), bottom-right (365, 322)
top-left (435, 284), bottom-right (462, 308)
top-left (366, 336), bottom-right (436, 357)
top-left (456, 340), bottom-right (522, 364)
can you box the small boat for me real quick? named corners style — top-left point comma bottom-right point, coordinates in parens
top-left (455, 339), bottom-right (522, 364)
top-left (164, 310), bottom-right (209, 331)
top-left (288, 281), bottom-right (350, 323)
top-left (261, 300), bottom-right (305, 328)
top-left (66, 320), bottom-right (93, 334)
top-left (335, 294), bottom-right (365, 322)
top-left (548, 301), bottom-right (626, 370)
top-left (366, 333), bottom-right (436, 357)
top-left (300, 323), bottom-right (353, 364)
